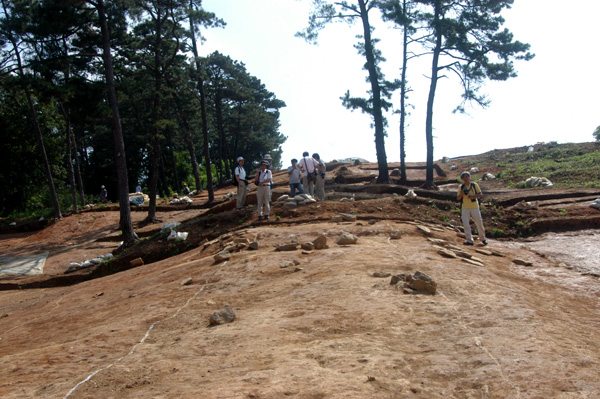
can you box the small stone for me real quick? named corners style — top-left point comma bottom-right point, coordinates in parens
top-left (280, 261), bottom-right (296, 268)
top-left (300, 242), bottom-right (315, 251)
top-left (209, 304), bottom-right (236, 325)
top-left (390, 230), bottom-right (403, 240)
top-left (275, 243), bottom-right (298, 252)
top-left (301, 251), bottom-right (312, 255)
top-left (428, 238), bottom-right (447, 246)
top-left (331, 215), bottom-right (343, 222)
top-left (130, 258), bottom-right (144, 267)
top-left (390, 274), bottom-right (411, 285)
top-left (368, 219), bottom-right (377, 225)
top-left (336, 232), bottom-right (358, 245)
top-left (339, 213), bottom-right (357, 221)
top-left (372, 271), bottom-right (391, 278)
top-left (462, 258), bottom-right (484, 267)
top-left (417, 225), bottom-right (432, 235)
top-left (248, 241), bottom-right (259, 250)
top-left (438, 248), bottom-right (457, 258)
top-left (313, 235), bottom-right (327, 249)
top-left (294, 267), bottom-right (303, 272)
top-left (181, 277), bottom-right (193, 286)
top-left (513, 259), bottom-right (533, 266)
top-left (406, 271), bottom-right (437, 294)
top-left (213, 250), bottom-right (231, 263)
top-left (475, 249), bottom-right (493, 256)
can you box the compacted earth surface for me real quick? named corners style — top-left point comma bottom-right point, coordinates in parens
top-left (1, 154), bottom-right (600, 399)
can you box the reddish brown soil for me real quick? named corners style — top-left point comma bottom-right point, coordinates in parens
top-left (1, 161), bottom-right (600, 398)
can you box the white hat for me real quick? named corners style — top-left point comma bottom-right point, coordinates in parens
top-left (237, 156), bottom-right (244, 162)
top-left (263, 154), bottom-right (272, 160)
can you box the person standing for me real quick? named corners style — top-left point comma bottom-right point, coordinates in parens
top-left (287, 158), bottom-right (305, 197)
top-left (263, 154), bottom-right (274, 204)
top-left (255, 160), bottom-right (272, 221)
top-left (300, 151), bottom-right (318, 197)
top-left (100, 185), bottom-right (108, 204)
top-left (313, 153), bottom-right (326, 201)
top-left (457, 171), bottom-right (488, 246)
top-left (234, 157), bottom-right (248, 210)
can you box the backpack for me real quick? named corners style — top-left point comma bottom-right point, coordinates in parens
top-left (232, 165), bottom-right (242, 186)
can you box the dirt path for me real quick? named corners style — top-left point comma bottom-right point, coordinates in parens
top-left (1, 217), bottom-right (599, 398)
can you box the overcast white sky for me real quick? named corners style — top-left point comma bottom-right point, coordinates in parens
top-left (198, 0), bottom-right (600, 164)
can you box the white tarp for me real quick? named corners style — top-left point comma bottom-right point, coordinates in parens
top-left (0, 251), bottom-right (49, 275)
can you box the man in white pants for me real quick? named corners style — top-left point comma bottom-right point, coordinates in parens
top-left (457, 171), bottom-right (488, 246)
top-left (312, 153), bottom-right (326, 201)
top-left (300, 151), bottom-right (318, 197)
top-left (255, 160), bottom-right (272, 221)
top-left (235, 157), bottom-right (247, 210)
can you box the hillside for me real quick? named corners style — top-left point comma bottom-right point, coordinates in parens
top-left (1, 142), bottom-right (600, 398)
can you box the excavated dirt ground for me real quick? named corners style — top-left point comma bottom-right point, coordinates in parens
top-left (1, 161), bottom-right (600, 399)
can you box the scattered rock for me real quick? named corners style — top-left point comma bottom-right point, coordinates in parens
top-left (312, 235), bottom-right (327, 250)
top-left (428, 238), bottom-right (447, 246)
top-left (372, 271), bottom-right (391, 278)
top-left (368, 219), bottom-right (377, 225)
top-left (280, 261), bottom-right (295, 268)
top-left (405, 189), bottom-right (417, 198)
top-left (248, 241), bottom-right (259, 250)
top-left (300, 242), bottom-right (315, 251)
top-left (339, 213), bottom-right (357, 221)
top-left (213, 250), bottom-right (231, 263)
top-left (438, 248), bottom-right (458, 258)
top-left (469, 167), bottom-right (479, 174)
top-left (130, 257), bottom-right (144, 267)
top-left (390, 273), bottom-right (411, 285)
top-left (482, 172), bottom-right (496, 180)
top-left (475, 249), bottom-right (493, 256)
top-left (275, 243), bottom-right (298, 252)
top-left (389, 230), bottom-right (403, 240)
top-left (336, 232), bottom-right (358, 245)
top-left (416, 225), bottom-right (432, 236)
top-left (513, 259), bottom-right (533, 266)
top-left (331, 215), bottom-right (343, 222)
top-left (181, 277), bottom-right (193, 286)
top-left (209, 304), bottom-right (236, 326)
top-left (406, 271), bottom-right (437, 294)
top-left (462, 258), bottom-right (484, 267)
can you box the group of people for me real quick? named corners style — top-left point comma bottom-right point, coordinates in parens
top-left (234, 152), bottom-right (327, 221)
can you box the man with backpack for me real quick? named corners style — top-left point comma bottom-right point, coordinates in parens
top-left (234, 156), bottom-right (248, 210)
top-left (300, 151), bottom-right (319, 197)
top-left (457, 171), bottom-right (488, 246)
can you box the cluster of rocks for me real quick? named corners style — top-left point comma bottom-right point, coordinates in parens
top-left (389, 271), bottom-right (438, 295)
top-left (523, 176), bottom-right (553, 188)
top-left (129, 192), bottom-right (149, 206)
top-left (211, 232), bottom-right (259, 263)
top-left (275, 193), bottom-right (317, 206)
top-left (274, 234), bottom-right (330, 253)
top-left (65, 252), bottom-right (113, 273)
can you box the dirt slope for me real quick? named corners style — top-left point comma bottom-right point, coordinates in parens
top-left (1, 154), bottom-right (600, 398)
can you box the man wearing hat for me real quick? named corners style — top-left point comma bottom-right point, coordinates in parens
top-left (100, 185), bottom-right (108, 204)
top-left (255, 160), bottom-right (272, 221)
top-left (262, 154), bottom-right (274, 204)
top-left (235, 156), bottom-right (247, 210)
top-left (457, 171), bottom-right (488, 246)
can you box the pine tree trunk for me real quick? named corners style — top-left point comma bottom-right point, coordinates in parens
top-left (358, 0), bottom-right (389, 184)
top-left (399, 0), bottom-right (409, 183)
top-left (97, 0), bottom-right (138, 244)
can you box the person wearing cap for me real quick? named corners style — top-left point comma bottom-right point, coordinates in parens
top-left (312, 153), bottom-right (326, 201)
top-left (287, 158), bottom-right (305, 197)
top-left (300, 151), bottom-right (319, 197)
top-left (457, 171), bottom-right (488, 246)
top-left (262, 154), bottom-right (274, 204)
top-left (182, 183), bottom-right (190, 196)
top-left (100, 185), bottom-right (108, 204)
top-left (254, 160), bottom-right (272, 221)
top-left (235, 156), bottom-right (248, 210)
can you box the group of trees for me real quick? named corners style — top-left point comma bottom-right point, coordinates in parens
top-left (0, 0), bottom-right (286, 239)
top-left (299, 0), bottom-right (533, 187)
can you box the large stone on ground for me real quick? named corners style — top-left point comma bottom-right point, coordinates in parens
top-left (336, 232), bottom-right (358, 245)
top-left (312, 235), bottom-right (327, 250)
top-left (209, 304), bottom-right (236, 325)
top-left (406, 271), bottom-right (437, 294)
top-left (275, 243), bottom-right (298, 251)
top-left (213, 250), bottom-right (231, 263)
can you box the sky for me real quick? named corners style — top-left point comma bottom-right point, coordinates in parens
top-left (198, 0), bottom-right (600, 165)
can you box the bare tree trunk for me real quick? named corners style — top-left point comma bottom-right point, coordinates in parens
top-left (358, 0), bottom-right (389, 184)
top-left (399, 0), bottom-right (409, 184)
top-left (424, 0), bottom-right (442, 189)
top-left (62, 103), bottom-right (78, 213)
top-left (71, 131), bottom-right (86, 206)
top-left (96, 0), bottom-right (138, 244)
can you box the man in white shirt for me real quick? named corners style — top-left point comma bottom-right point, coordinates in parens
top-left (287, 158), bottom-right (305, 197)
top-left (300, 151), bottom-right (319, 197)
top-left (234, 156), bottom-right (247, 210)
